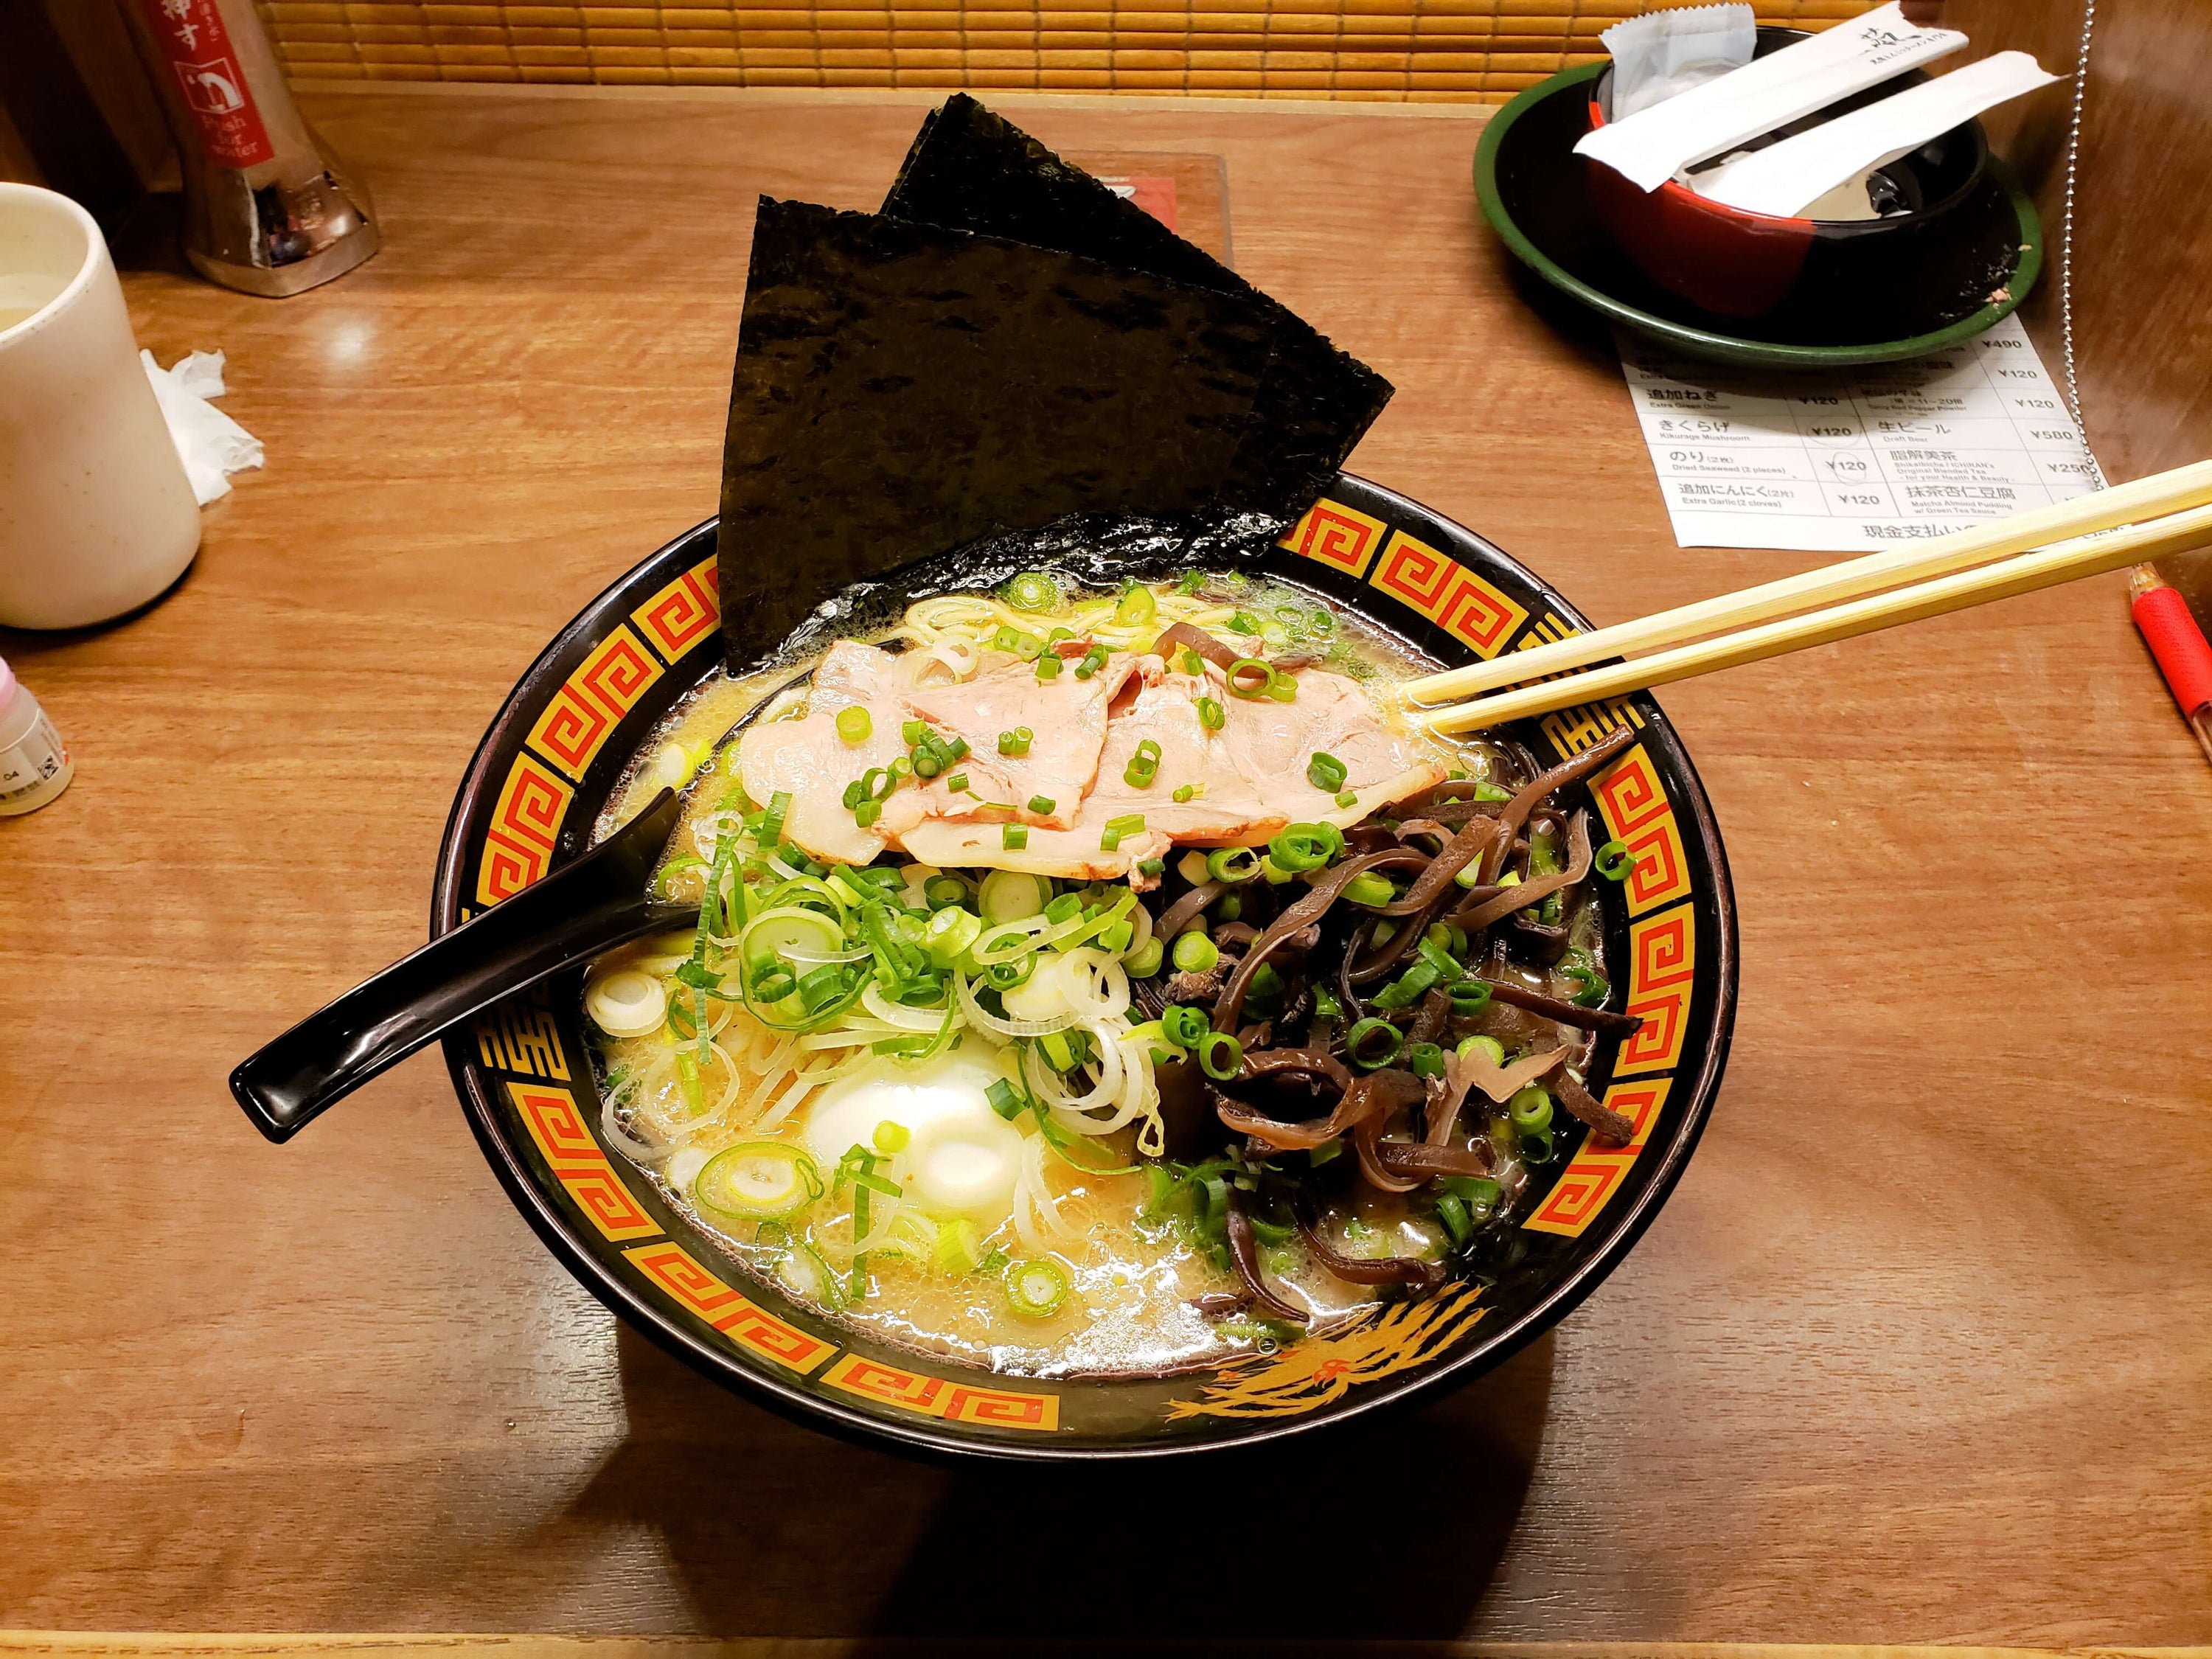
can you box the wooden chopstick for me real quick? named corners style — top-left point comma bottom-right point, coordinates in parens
top-left (1403, 458), bottom-right (2212, 707)
top-left (1416, 498), bottom-right (2212, 734)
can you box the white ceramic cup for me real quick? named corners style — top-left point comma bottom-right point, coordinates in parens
top-left (0, 183), bottom-right (201, 630)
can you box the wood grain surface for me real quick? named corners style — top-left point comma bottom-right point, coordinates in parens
top-left (1, 86), bottom-right (2208, 1645)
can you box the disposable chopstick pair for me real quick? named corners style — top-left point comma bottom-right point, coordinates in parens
top-left (1405, 459), bottom-right (2212, 735)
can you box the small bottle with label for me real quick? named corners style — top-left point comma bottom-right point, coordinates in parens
top-left (0, 658), bottom-right (73, 816)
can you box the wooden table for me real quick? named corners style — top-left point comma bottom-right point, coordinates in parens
top-left (4, 86), bottom-right (2208, 1650)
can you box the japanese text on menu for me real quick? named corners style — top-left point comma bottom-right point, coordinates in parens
top-left (1619, 315), bottom-right (2101, 552)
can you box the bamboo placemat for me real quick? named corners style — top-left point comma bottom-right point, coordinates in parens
top-left (251, 0), bottom-right (1880, 102)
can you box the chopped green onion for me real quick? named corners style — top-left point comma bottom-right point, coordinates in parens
top-left (872, 1120), bottom-right (911, 1153)
top-left (992, 624), bottom-right (1020, 653)
top-left (1596, 838), bottom-right (1637, 881)
top-left (942, 771), bottom-right (967, 794)
top-left (854, 799), bottom-right (882, 829)
top-left (998, 726), bottom-right (1033, 757)
top-left (1175, 571), bottom-right (1206, 595)
top-left (1125, 937), bottom-right (1164, 977)
top-left (695, 1142), bottom-right (822, 1221)
top-left (1036, 653), bottom-right (1062, 683)
top-left (1115, 582), bottom-right (1158, 625)
top-left (1436, 1194), bottom-right (1473, 1247)
top-left (1197, 1030), bottom-right (1244, 1081)
top-left (1216, 894), bottom-right (1242, 922)
top-left (841, 779), bottom-right (868, 810)
top-left (1334, 790), bottom-right (1358, 809)
top-left (1475, 780), bottom-right (1513, 804)
top-left (1027, 794), bottom-right (1057, 815)
top-left (1180, 647), bottom-right (1204, 676)
top-left (1161, 1005), bottom-right (1209, 1048)
top-left (1043, 891), bottom-right (1082, 925)
top-left (1447, 980), bottom-right (1493, 1018)
top-left (1006, 571), bottom-right (1059, 612)
top-left (760, 790), bottom-right (791, 847)
top-left (1306, 751), bottom-right (1348, 792)
top-left (1136, 856), bottom-right (1165, 877)
top-left (1172, 784), bottom-right (1197, 803)
top-left (985, 1078), bottom-right (1026, 1121)
top-left (1442, 1175), bottom-right (1500, 1214)
top-left (1074, 645), bottom-right (1109, 680)
top-left (1341, 872), bottom-right (1396, 907)
top-left (936, 1218), bottom-right (986, 1273)
top-left (1197, 697), bottom-right (1225, 731)
top-left (921, 905), bottom-right (982, 968)
top-left (835, 706), bottom-right (872, 745)
top-left (1225, 658), bottom-right (1273, 698)
top-left (1457, 1034), bottom-right (1506, 1065)
top-left (1172, 931), bottom-right (1218, 973)
top-left (1225, 611), bottom-right (1259, 635)
top-left (902, 719), bottom-right (926, 745)
top-left (1002, 824), bottom-right (1029, 851)
top-left (1004, 1257), bottom-right (1071, 1319)
top-left (1206, 846), bottom-right (1261, 884)
top-left (1509, 1085), bottom-right (1554, 1136)
top-left (1100, 813), bottom-right (1146, 853)
top-left (1405, 1041), bottom-right (1447, 1079)
top-left (1262, 667), bottom-right (1298, 703)
top-left (1267, 822), bottom-right (1340, 872)
top-left (1346, 1017), bottom-right (1402, 1069)
top-left (923, 873), bottom-right (968, 908)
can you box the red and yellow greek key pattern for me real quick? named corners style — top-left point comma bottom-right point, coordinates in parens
top-left (942, 1382), bottom-right (1060, 1431)
top-left (508, 1081), bottom-right (661, 1242)
top-left (525, 625), bottom-right (666, 782)
top-left (476, 751), bottom-right (574, 906)
top-left (1279, 498), bottom-right (1388, 579)
top-left (630, 554), bottom-right (722, 664)
top-left (1367, 531), bottom-right (1529, 660)
top-left (622, 1242), bottom-right (838, 1374)
top-left (819, 1352), bottom-right (1060, 1432)
top-left (1591, 744), bottom-right (1693, 917)
top-left (1615, 904), bottom-right (1696, 1078)
top-left (1523, 1079), bottom-right (1673, 1237)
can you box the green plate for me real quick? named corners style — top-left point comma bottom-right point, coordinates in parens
top-left (1474, 62), bottom-right (2045, 369)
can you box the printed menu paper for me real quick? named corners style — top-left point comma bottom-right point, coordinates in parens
top-left (1619, 314), bottom-right (2102, 551)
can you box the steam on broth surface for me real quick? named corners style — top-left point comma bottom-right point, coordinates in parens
top-left (585, 569), bottom-right (1635, 1378)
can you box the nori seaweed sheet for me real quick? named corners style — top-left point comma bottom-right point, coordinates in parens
top-left (720, 197), bottom-right (1289, 663)
top-left (883, 93), bottom-right (1394, 506)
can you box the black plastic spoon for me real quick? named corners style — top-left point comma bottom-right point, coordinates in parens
top-left (231, 787), bottom-right (697, 1144)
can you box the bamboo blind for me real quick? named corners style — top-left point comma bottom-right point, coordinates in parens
top-left (254, 0), bottom-right (1882, 102)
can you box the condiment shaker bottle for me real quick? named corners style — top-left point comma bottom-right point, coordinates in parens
top-left (0, 658), bottom-right (73, 816)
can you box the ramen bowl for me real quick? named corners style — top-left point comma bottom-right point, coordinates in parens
top-left (436, 475), bottom-right (1738, 1460)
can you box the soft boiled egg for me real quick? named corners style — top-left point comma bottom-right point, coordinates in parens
top-left (801, 1047), bottom-right (1027, 1227)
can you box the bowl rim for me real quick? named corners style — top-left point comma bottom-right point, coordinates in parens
top-left (430, 479), bottom-right (1740, 1461)
top-left (1476, 60), bottom-right (2044, 369)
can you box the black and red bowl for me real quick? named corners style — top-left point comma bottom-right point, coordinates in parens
top-left (432, 477), bottom-right (1739, 1460)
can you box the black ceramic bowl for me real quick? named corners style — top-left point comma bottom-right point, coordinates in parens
top-left (434, 477), bottom-right (1739, 1460)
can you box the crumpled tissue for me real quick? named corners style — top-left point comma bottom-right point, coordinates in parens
top-left (141, 349), bottom-right (263, 505)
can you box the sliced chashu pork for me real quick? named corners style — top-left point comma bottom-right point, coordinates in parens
top-left (899, 668), bottom-right (1279, 879)
top-left (737, 641), bottom-right (980, 865)
top-left (901, 645), bottom-right (1144, 830)
top-left (1217, 664), bottom-right (1446, 827)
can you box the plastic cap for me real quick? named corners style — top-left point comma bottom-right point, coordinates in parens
top-left (2132, 587), bottom-right (2212, 717)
